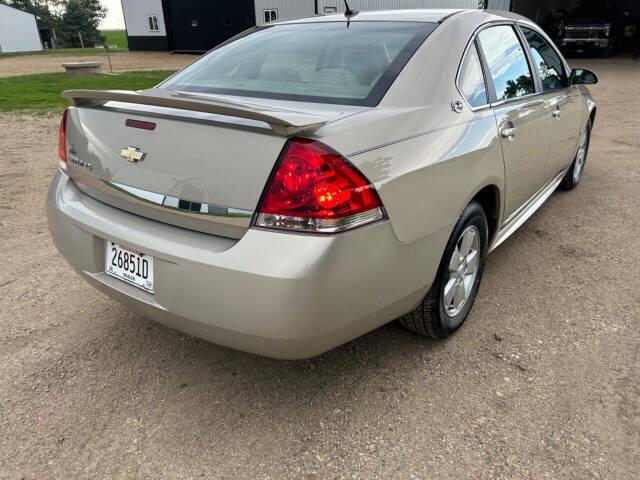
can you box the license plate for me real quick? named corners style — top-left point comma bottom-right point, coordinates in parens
top-left (105, 241), bottom-right (154, 293)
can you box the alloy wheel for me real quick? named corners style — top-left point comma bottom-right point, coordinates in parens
top-left (443, 225), bottom-right (480, 317)
top-left (573, 128), bottom-right (589, 183)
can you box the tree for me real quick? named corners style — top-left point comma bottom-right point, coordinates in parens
top-left (61, 0), bottom-right (106, 47)
top-left (75, 0), bottom-right (106, 24)
top-left (503, 74), bottom-right (534, 99)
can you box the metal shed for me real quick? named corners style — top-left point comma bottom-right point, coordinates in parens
top-left (122, 0), bottom-right (491, 52)
top-left (0, 3), bottom-right (43, 54)
top-left (316, 0), bottom-right (479, 15)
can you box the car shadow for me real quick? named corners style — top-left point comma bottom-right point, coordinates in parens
top-left (60, 304), bottom-right (443, 423)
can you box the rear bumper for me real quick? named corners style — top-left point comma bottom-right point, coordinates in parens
top-left (561, 38), bottom-right (611, 48)
top-left (47, 170), bottom-right (451, 359)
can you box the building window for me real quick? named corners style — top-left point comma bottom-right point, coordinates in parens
top-left (264, 9), bottom-right (277, 23)
top-left (324, 7), bottom-right (337, 14)
top-left (148, 15), bottom-right (159, 32)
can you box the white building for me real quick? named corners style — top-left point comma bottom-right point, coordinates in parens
top-left (121, 0), bottom-right (488, 52)
top-left (0, 2), bottom-right (43, 54)
top-left (316, 0), bottom-right (478, 15)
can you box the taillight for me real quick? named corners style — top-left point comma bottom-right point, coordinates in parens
top-left (58, 108), bottom-right (69, 171)
top-left (255, 138), bottom-right (385, 233)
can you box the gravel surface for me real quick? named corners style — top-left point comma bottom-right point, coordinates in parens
top-left (0, 52), bottom-right (199, 78)
top-left (0, 58), bottom-right (639, 479)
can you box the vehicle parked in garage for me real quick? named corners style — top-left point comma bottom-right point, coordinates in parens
top-left (557, 3), bottom-right (624, 57)
top-left (48, 9), bottom-right (597, 359)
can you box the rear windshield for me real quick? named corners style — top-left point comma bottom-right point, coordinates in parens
top-left (161, 22), bottom-right (437, 106)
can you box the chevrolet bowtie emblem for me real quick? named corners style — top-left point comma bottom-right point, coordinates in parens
top-left (120, 146), bottom-right (146, 163)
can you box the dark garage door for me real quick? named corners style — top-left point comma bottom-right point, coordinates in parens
top-left (165, 0), bottom-right (256, 52)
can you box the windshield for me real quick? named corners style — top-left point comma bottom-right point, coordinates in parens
top-left (161, 22), bottom-right (437, 106)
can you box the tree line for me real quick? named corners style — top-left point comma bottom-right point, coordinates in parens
top-left (1, 0), bottom-right (107, 48)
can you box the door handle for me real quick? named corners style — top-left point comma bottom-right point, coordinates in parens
top-left (500, 127), bottom-right (516, 139)
top-left (552, 110), bottom-right (562, 119)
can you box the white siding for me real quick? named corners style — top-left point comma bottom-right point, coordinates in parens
top-left (0, 3), bottom-right (42, 53)
top-left (316, 0), bottom-right (480, 14)
top-left (122, 0), bottom-right (167, 37)
top-left (254, 0), bottom-right (317, 26)
top-left (255, 0), bottom-right (481, 25)
top-left (487, 0), bottom-right (510, 11)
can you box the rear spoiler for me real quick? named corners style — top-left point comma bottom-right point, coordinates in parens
top-left (61, 88), bottom-right (333, 136)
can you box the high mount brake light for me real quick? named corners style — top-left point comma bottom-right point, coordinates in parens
top-left (58, 108), bottom-right (69, 171)
top-left (255, 138), bottom-right (385, 233)
top-left (125, 119), bottom-right (157, 131)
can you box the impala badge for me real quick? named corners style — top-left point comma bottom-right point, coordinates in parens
top-left (120, 146), bottom-right (146, 163)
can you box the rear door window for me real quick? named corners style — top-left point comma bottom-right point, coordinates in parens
top-left (520, 26), bottom-right (567, 91)
top-left (458, 44), bottom-right (488, 108)
top-left (477, 25), bottom-right (534, 102)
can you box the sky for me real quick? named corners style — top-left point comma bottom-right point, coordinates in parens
top-left (100, 0), bottom-right (125, 30)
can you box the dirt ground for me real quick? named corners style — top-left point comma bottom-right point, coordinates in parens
top-left (0, 51), bottom-right (199, 78)
top-left (0, 57), bottom-right (639, 479)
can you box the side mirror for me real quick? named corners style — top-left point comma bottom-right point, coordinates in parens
top-left (570, 68), bottom-right (598, 85)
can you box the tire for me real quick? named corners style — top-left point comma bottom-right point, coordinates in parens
top-left (600, 42), bottom-right (614, 58)
top-left (400, 201), bottom-right (488, 339)
top-left (560, 118), bottom-right (591, 191)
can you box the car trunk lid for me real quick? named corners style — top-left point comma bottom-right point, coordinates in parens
top-left (62, 89), bottom-right (365, 239)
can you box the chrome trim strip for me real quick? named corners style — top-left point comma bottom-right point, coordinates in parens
top-left (489, 170), bottom-right (565, 253)
top-left (110, 181), bottom-right (253, 219)
top-left (561, 38), bottom-right (610, 43)
top-left (68, 169), bottom-right (253, 229)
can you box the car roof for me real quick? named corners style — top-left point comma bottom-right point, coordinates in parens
top-left (275, 8), bottom-right (529, 25)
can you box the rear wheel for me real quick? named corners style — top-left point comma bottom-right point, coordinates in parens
top-left (400, 201), bottom-right (488, 339)
top-left (560, 118), bottom-right (591, 190)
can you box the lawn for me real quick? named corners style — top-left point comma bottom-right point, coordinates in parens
top-left (0, 47), bottom-right (129, 58)
top-left (0, 70), bottom-right (175, 112)
top-left (101, 30), bottom-right (128, 49)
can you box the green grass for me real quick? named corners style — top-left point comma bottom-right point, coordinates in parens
top-left (0, 70), bottom-right (176, 112)
top-left (101, 30), bottom-right (128, 49)
top-left (0, 47), bottom-right (129, 58)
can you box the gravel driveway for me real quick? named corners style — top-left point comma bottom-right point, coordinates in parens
top-left (0, 51), bottom-right (199, 78)
top-left (0, 58), bottom-right (639, 479)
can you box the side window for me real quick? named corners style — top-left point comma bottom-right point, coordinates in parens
top-left (477, 25), bottom-right (534, 102)
top-left (520, 26), bottom-right (567, 92)
top-left (458, 44), bottom-right (488, 108)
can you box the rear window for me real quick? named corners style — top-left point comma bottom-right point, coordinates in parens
top-left (161, 22), bottom-right (437, 106)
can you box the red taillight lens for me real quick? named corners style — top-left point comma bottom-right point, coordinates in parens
top-left (255, 139), bottom-right (384, 233)
top-left (58, 108), bottom-right (69, 171)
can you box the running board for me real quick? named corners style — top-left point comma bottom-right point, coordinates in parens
top-left (489, 171), bottom-right (565, 252)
